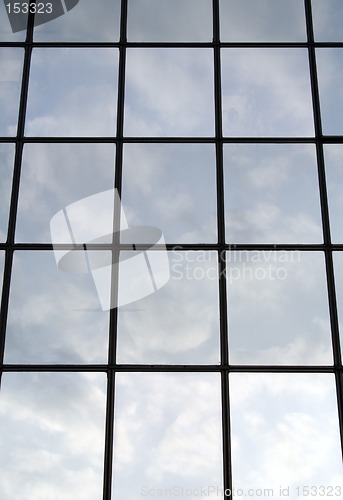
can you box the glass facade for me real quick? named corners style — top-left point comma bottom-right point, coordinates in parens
top-left (0, 1), bottom-right (342, 499)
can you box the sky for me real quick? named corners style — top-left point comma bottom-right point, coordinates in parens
top-left (0, 0), bottom-right (343, 499)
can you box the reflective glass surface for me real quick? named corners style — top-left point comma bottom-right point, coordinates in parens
top-left (16, 143), bottom-right (116, 242)
top-left (0, 251), bottom-right (4, 298)
top-left (122, 143), bottom-right (217, 243)
top-left (0, 372), bottom-right (106, 499)
top-left (224, 144), bottom-right (322, 243)
top-left (127, 0), bottom-right (212, 42)
top-left (1, 2), bottom-right (342, 497)
top-left (0, 48), bottom-right (24, 136)
top-left (230, 373), bottom-right (343, 493)
top-left (25, 48), bottom-right (118, 137)
top-left (5, 251), bottom-right (109, 363)
top-left (324, 144), bottom-right (343, 242)
top-left (0, 1), bottom-right (27, 41)
top-left (220, 0), bottom-right (306, 42)
top-left (221, 49), bottom-right (314, 137)
top-left (333, 252), bottom-right (343, 354)
top-left (317, 49), bottom-right (343, 135)
top-left (0, 143), bottom-right (15, 242)
top-left (117, 251), bottom-right (220, 364)
top-left (33, 0), bottom-right (120, 42)
top-left (112, 372), bottom-right (223, 498)
top-left (227, 251), bottom-right (332, 365)
top-left (312, 0), bottom-right (343, 42)
top-left (124, 49), bottom-right (214, 137)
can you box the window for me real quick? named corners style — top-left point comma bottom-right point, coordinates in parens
top-left (0, 1), bottom-right (342, 499)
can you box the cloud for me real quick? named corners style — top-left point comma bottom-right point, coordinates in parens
top-left (124, 48), bottom-right (214, 137)
top-left (227, 251), bottom-right (333, 365)
top-left (0, 2), bottom-right (26, 42)
top-left (325, 149), bottom-right (343, 242)
top-left (230, 373), bottom-right (343, 491)
top-left (0, 47), bottom-right (23, 136)
top-left (311, 0), bottom-right (343, 42)
top-left (127, 0), bottom-right (212, 42)
top-left (0, 144), bottom-right (15, 242)
top-left (221, 48), bottom-right (314, 137)
top-left (117, 251), bottom-right (220, 364)
top-left (5, 251), bottom-right (109, 364)
top-left (323, 146), bottom-right (343, 242)
top-left (0, 372), bottom-right (106, 499)
top-left (332, 252), bottom-right (343, 354)
top-left (112, 373), bottom-right (223, 498)
top-left (219, 0), bottom-right (306, 42)
top-left (121, 143), bottom-right (217, 243)
top-left (32, 0), bottom-right (121, 42)
top-left (15, 142), bottom-right (115, 242)
top-left (224, 144), bottom-right (322, 243)
top-left (25, 48), bottom-right (118, 137)
top-left (316, 49), bottom-right (343, 135)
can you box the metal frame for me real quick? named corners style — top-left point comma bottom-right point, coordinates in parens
top-left (0, 1), bottom-right (342, 499)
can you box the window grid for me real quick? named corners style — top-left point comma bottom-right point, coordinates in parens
top-left (0, 1), bottom-right (342, 499)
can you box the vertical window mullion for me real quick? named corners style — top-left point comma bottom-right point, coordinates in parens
top-left (213, 0), bottom-right (232, 497)
top-left (102, 1), bottom-right (128, 499)
top-left (305, 0), bottom-right (343, 462)
top-left (0, 10), bottom-right (35, 385)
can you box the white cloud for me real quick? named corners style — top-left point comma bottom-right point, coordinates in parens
top-left (227, 251), bottom-right (332, 365)
top-left (117, 251), bottom-right (220, 364)
top-left (224, 144), bottom-right (322, 243)
top-left (0, 144), bottom-right (15, 241)
top-left (112, 373), bottom-right (223, 499)
top-left (124, 48), bottom-right (214, 137)
top-left (25, 48), bottom-right (118, 137)
top-left (0, 372), bottom-right (106, 500)
top-left (220, 0), bottom-right (306, 42)
top-left (230, 373), bottom-right (343, 492)
top-left (121, 143), bottom-right (217, 243)
top-left (15, 142), bottom-right (115, 242)
top-left (222, 48), bottom-right (314, 137)
top-left (127, 0), bottom-right (212, 42)
top-left (5, 252), bottom-right (109, 364)
top-left (311, 0), bottom-right (343, 42)
top-left (0, 48), bottom-right (23, 135)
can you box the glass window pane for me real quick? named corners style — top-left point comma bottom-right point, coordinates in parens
top-left (0, 143), bottom-right (15, 242)
top-left (0, 251), bottom-right (4, 297)
top-left (220, 0), bottom-right (306, 42)
top-left (0, 48), bottom-right (24, 137)
top-left (33, 0), bottom-right (120, 42)
top-left (230, 373), bottom-right (343, 494)
top-left (333, 252), bottom-right (343, 354)
top-left (227, 251), bottom-right (332, 365)
top-left (117, 250), bottom-right (220, 364)
top-left (312, 0), bottom-right (343, 42)
top-left (0, 1), bottom-right (27, 41)
top-left (25, 48), bottom-right (118, 137)
top-left (224, 144), bottom-right (322, 243)
top-left (0, 372), bottom-right (106, 499)
top-left (317, 49), bottom-right (343, 135)
top-left (324, 144), bottom-right (343, 242)
top-left (5, 251), bottom-right (109, 363)
top-left (16, 143), bottom-right (116, 242)
top-left (112, 372), bottom-right (223, 498)
top-left (127, 0), bottom-right (212, 42)
top-left (122, 143), bottom-right (217, 244)
top-left (221, 49), bottom-right (314, 137)
top-left (124, 48), bottom-right (214, 137)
